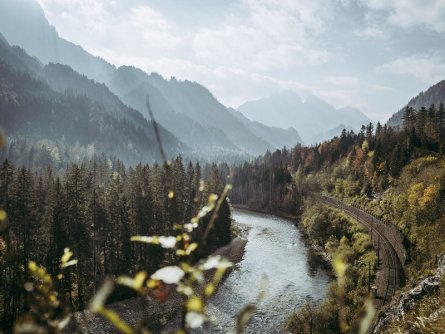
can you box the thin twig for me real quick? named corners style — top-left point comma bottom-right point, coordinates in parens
top-left (202, 185), bottom-right (232, 246)
top-left (146, 95), bottom-right (168, 164)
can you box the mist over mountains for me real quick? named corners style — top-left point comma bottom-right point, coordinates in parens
top-left (0, 0), bottom-right (381, 165)
top-left (0, 34), bottom-right (186, 165)
top-left (0, 0), bottom-right (306, 163)
top-left (238, 91), bottom-right (371, 144)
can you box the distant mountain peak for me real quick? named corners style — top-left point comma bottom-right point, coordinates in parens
top-left (238, 90), bottom-right (370, 143)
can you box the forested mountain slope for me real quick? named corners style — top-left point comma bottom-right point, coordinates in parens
top-left (387, 79), bottom-right (445, 127)
top-left (108, 66), bottom-right (276, 156)
top-left (0, 34), bottom-right (186, 166)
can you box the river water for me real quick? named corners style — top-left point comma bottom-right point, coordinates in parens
top-left (205, 209), bottom-right (331, 333)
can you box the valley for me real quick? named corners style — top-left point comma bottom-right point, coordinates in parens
top-left (1, 1), bottom-right (445, 333)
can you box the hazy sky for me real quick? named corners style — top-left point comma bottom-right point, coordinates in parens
top-left (36, 0), bottom-right (445, 122)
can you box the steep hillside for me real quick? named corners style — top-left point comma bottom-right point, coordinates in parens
top-left (119, 78), bottom-right (239, 153)
top-left (387, 80), bottom-right (445, 127)
top-left (228, 107), bottom-right (303, 148)
top-left (0, 0), bottom-right (115, 82)
top-left (238, 91), bottom-right (370, 143)
top-left (0, 35), bottom-right (186, 165)
top-left (113, 68), bottom-right (276, 155)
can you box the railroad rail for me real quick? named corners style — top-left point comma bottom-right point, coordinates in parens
top-left (317, 195), bottom-right (404, 305)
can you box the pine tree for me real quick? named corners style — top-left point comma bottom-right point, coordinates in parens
top-left (64, 165), bottom-right (90, 308)
top-left (10, 167), bottom-right (36, 281)
top-left (437, 103), bottom-right (445, 143)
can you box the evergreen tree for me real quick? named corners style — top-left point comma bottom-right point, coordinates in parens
top-left (64, 165), bottom-right (90, 308)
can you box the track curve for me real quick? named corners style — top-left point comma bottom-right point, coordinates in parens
top-left (317, 196), bottom-right (404, 305)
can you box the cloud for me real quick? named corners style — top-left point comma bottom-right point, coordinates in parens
top-left (37, 0), bottom-right (333, 108)
top-left (190, 0), bottom-right (332, 72)
top-left (376, 53), bottom-right (445, 85)
top-left (35, 0), bottom-right (445, 123)
top-left (354, 26), bottom-right (389, 40)
top-left (360, 0), bottom-right (445, 32)
top-left (324, 76), bottom-right (359, 85)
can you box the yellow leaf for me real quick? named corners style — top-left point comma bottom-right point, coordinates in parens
top-left (116, 276), bottom-right (134, 288)
top-left (0, 210), bottom-right (7, 221)
top-left (61, 259), bottom-right (78, 268)
top-left (204, 283), bottom-right (215, 296)
top-left (146, 279), bottom-right (157, 289)
top-left (133, 272), bottom-right (147, 290)
top-left (61, 248), bottom-right (73, 265)
top-left (186, 296), bottom-right (203, 313)
top-left (208, 194), bottom-right (219, 204)
top-left (28, 261), bottom-right (37, 272)
top-left (131, 236), bottom-right (159, 244)
top-left (187, 243), bottom-right (198, 253)
top-left (96, 307), bottom-right (133, 334)
top-left (89, 280), bottom-right (114, 312)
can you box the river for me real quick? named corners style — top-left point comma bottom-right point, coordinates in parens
top-left (204, 208), bottom-right (331, 333)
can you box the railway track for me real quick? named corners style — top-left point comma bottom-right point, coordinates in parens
top-left (317, 196), bottom-right (403, 305)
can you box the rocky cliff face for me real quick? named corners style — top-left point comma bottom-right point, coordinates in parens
top-left (372, 255), bottom-right (445, 333)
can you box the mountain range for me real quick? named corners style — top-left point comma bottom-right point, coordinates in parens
top-left (0, 0), bottom-right (304, 162)
top-left (0, 33), bottom-right (186, 165)
top-left (237, 91), bottom-right (371, 144)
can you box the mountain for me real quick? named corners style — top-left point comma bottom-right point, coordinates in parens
top-left (0, 33), bottom-right (186, 165)
top-left (306, 124), bottom-right (355, 144)
top-left (0, 0), bottom-right (115, 82)
top-left (107, 66), bottom-right (287, 156)
top-left (0, 0), bottom-right (303, 158)
top-left (227, 108), bottom-right (303, 148)
top-left (238, 91), bottom-right (370, 144)
top-left (387, 80), bottom-right (445, 127)
top-left (108, 69), bottom-right (239, 154)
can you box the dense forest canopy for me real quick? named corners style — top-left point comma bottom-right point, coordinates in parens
top-left (0, 155), bottom-right (232, 331)
top-left (230, 103), bottom-right (445, 212)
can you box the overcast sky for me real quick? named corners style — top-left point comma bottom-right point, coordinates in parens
top-left (36, 0), bottom-right (445, 122)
